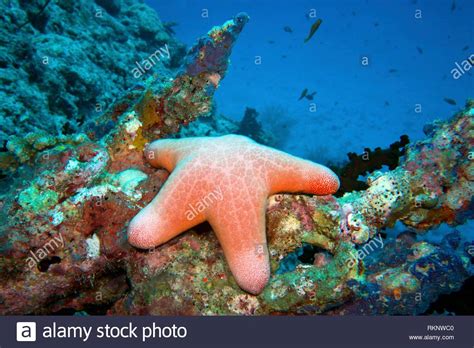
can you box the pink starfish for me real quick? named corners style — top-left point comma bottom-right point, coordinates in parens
top-left (128, 135), bottom-right (339, 294)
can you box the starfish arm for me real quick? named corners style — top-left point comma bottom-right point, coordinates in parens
top-left (127, 162), bottom-right (206, 249)
top-left (144, 137), bottom-right (209, 172)
top-left (265, 149), bottom-right (340, 196)
top-left (208, 194), bottom-right (270, 295)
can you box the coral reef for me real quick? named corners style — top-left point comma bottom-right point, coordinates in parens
top-left (175, 112), bottom-right (240, 138)
top-left (0, 0), bottom-right (186, 143)
top-left (0, 11), bottom-right (472, 315)
top-left (236, 107), bottom-right (274, 145)
top-left (174, 106), bottom-right (274, 146)
top-left (332, 135), bottom-right (410, 196)
top-left (257, 105), bottom-right (293, 148)
top-left (328, 230), bottom-right (472, 315)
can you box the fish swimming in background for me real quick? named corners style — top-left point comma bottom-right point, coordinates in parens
top-left (451, 0), bottom-right (456, 11)
top-left (389, 69), bottom-right (398, 73)
top-left (298, 88), bottom-right (308, 100)
top-left (304, 18), bottom-right (322, 43)
top-left (443, 97), bottom-right (457, 105)
top-left (463, 45), bottom-right (469, 51)
top-left (283, 26), bottom-right (293, 33)
top-left (416, 46), bottom-right (423, 54)
top-left (298, 89), bottom-right (316, 101)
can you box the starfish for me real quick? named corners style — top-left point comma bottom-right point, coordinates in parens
top-left (127, 135), bottom-right (339, 294)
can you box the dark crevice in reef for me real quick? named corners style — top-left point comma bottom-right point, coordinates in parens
top-left (0, 141), bottom-right (7, 180)
top-left (297, 243), bottom-right (326, 264)
top-left (330, 135), bottom-right (410, 197)
top-left (423, 276), bottom-right (474, 315)
top-left (18, 0), bottom-right (53, 31)
top-left (51, 301), bottom-right (116, 316)
top-left (276, 243), bottom-right (331, 274)
top-left (47, 270), bottom-right (131, 315)
top-left (37, 256), bottom-right (61, 272)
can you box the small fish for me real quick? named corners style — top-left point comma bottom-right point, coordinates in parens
top-left (451, 0), bottom-right (456, 11)
top-left (463, 45), bottom-right (469, 51)
top-left (298, 88), bottom-right (308, 100)
top-left (281, 55), bottom-right (287, 58)
top-left (304, 18), bottom-right (322, 43)
top-left (298, 89), bottom-right (317, 101)
top-left (283, 26), bottom-right (293, 33)
top-left (373, 22), bottom-right (379, 27)
top-left (443, 97), bottom-right (456, 105)
top-left (416, 46), bottom-right (423, 54)
top-left (389, 69), bottom-right (398, 73)
top-left (268, 40), bottom-right (275, 44)
top-left (384, 101), bottom-right (390, 106)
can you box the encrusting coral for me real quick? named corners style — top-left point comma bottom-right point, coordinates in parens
top-left (0, 13), bottom-right (472, 315)
top-left (332, 135), bottom-right (410, 196)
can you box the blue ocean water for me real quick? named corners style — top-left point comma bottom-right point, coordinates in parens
top-left (147, 0), bottom-right (473, 163)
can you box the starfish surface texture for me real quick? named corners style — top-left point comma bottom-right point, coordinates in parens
top-left (128, 135), bottom-right (339, 294)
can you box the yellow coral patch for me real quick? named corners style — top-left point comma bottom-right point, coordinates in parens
top-left (133, 91), bottom-right (162, 150)
top-left (280, 215), bottom-right (302, 233)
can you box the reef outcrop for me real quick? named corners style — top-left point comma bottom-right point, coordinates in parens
top-left (0, 0), bottom-right (186, 144)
